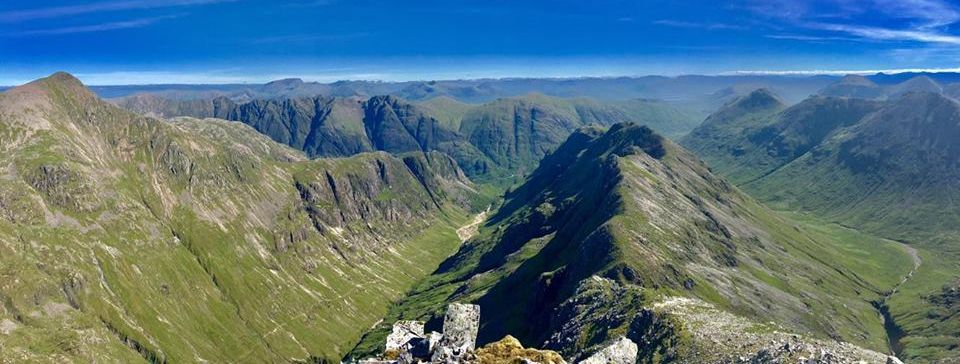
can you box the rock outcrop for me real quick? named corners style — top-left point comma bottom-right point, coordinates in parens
top-left (436, 303), bottom-right (481, 353)
top-left (387, 321), bottom-right (426, 352)
top-left (363, 303), bottom-right (571, 364)
top-left (579, 337), bottom-right (637, 364)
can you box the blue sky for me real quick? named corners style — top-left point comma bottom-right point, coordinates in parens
top-left (3, 0), bottom-right (960, 85)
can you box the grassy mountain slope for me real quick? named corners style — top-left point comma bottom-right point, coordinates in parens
top-left (416, 96), bottom-right (475, 131)
top-left (682, 90), bottom-right (960, 362)
top-left (681, 93), bottom-right (883, 184)
top-left (746, 92), bottom-right (960, 253)
top-left (351, 123), bottom-right (912, 361)
top-left (0, 73), bottom-right (483, 362)
top-left (680, 88), bottom-right (787, 183)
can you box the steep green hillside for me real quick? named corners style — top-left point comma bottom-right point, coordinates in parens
top-left (455, 94), bottom-right (702, 180)
top-left (605, 98), bottom-right (705, 138)
top-left (351, 123), bottom-right (912, 361)
top-left (0, 73), bottom-right (483, 362)
top-left (746, 92), bottom-right (960, 253)
top-left (682, 91), bottom-right (960, 362)
top-left (457, 95), bottom-right (588, 177)
top-left (681, 94), bottom-right (882, 184)
top-left (415, 96), bottom-right (474, 131)
top-left (680, 88), bottom-right (785, 183)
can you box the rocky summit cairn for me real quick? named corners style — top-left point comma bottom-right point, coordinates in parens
top-left (579, 337), bottom-right (638, 364)
top-left (362, 303), bottom-right (572, 364)
top-left (362, 303), bottom-right (481, 364)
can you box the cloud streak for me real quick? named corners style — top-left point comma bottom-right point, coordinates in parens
top-left (0, 0), bottom-right (232, 23)
top-left (7, 14), bottom-right (183, 36)
top-left (872, 0), bottom-right (959, 28)
top-left (811, 22), bottom-right (960, 44)
top-left (746, 0), bottom-right (960, 45)
top-left (653, 20), bottom-right (746, 31)
top-left (730, 67), bottom-right (960, 76)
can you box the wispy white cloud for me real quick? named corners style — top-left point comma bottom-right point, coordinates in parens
top-left (872, 0), bottom-right (959, 28)
top-left (810, 22), bottom-right (960, 44)
top-left (0, 0), bottom-right (233, 23)
top-left (764, 34), bottom-right (861, 42)
top-left (745, 0), bottom-right (960, 45)
top-left (653, 19), bottom-right (747, 31)
top-left (729, 67), bottom-right (960, 76)
top-left (7, 14), bottom-right (183, 36)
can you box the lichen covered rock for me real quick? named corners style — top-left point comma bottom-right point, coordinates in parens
top-left (437, 303), bottom-right (481, 353)
top-left (474, 335), bottom-right (566, 364)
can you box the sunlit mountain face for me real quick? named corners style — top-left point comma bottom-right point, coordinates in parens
top-left (1, 1), bottom-right (959, 363)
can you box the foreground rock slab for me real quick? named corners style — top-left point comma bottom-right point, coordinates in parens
top-left (579, 337), bottom-right (638, 364)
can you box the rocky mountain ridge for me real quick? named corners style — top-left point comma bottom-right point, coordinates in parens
top-left (351, 122), bottom-right (915, 363)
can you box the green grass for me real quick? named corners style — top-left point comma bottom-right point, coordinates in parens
top-left (887, 249), bottom-right (960, 362)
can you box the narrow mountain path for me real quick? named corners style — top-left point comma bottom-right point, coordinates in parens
top-left (890, 243), bottom-right (922, 295)
top-left (877, 241), bottom-right (922, 357)
top-left (457, 208), bottom-right (489, 242)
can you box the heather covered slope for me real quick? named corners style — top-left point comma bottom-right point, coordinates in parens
top-left (351, 123), bottom-right (914, 361)
top-left (0, 73), bottom-right (483, 362)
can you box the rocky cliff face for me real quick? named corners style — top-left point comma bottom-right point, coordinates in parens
top-left (115, 93), bottom-right (703, 185)
top-left (0, 73), bottom-right (483, 362)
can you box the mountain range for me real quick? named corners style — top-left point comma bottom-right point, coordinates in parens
top-left (1, 72), bottom-right (958, 363)
top-left (114, 92), bottom-right (704, 185)
top-left (86, 74), bottom-right (839, 104)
